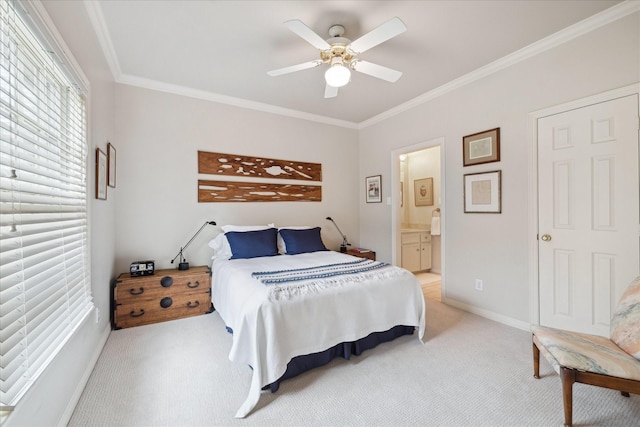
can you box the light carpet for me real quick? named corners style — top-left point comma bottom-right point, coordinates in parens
top-left (68, 299), bottom-right (639, 426)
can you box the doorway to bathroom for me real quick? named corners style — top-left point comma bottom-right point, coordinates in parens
top-left (391, 138), bottom-right (444, 302)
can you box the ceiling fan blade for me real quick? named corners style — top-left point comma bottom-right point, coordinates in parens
top-left (348, 17), bottom-right (407, 54)
top-left (267, 60), bottom-right (322, 77)
top-left (284, 19), bottom-right (331, 50)
top-left (352, 60), bottom-right (403, 83)
top-left (324, 84), bottom-right (338, 98)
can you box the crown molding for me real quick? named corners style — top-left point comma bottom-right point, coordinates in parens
top-left (83, 0), bottom-right (638, 130)
top-left (118, 74), bottom-right (359, 129)
top-left (358, 0), bottom-right (640, 129)
top-left (83, 0), bottom-right (121, 81)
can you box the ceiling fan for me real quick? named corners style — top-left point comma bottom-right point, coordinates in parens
top-left (267, 17), bottom-right (407, 98)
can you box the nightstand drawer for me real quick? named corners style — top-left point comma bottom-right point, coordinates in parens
top-left (115, 272), bottom-right (210, 304)
top-left (114, 289), bottom-right (211, 329)
top-left (113, 266), bottom-right (212, 329)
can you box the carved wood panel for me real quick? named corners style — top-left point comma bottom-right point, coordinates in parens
top-left (198, 151), bottom-right (322, 182)
top-left (198, 179), bottom-right (321, 202)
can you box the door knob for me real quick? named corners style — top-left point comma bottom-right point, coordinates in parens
top-left (541, 234), bottom-right (552, 242)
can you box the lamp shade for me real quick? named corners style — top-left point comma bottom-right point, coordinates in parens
top-left (325, 57), bottom-right (351, 88)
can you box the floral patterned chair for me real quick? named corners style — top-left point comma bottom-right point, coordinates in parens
top-left (532, 276), bottom-right (640, 426)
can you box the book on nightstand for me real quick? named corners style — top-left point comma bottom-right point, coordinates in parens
top-left (350, 248), bottom-right (371, 253)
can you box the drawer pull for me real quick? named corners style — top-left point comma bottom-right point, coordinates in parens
top-left (129, 287), bottom-right (144, 296)
top-left (160, 276), bottom-right (173, 287)
top-left (129, 309), bottom-right (145, 318)
top-left (160, 297), bottom-right (173, 308)
top-left (186, 300), bottom-right (200, 309)
top-left (186, 280), bottom-right (200, 289)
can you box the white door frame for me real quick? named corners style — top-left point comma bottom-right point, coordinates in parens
top-left (391, 137), bottom-right (446, 289)
top-left (527, 83), bottom-right (640, 327)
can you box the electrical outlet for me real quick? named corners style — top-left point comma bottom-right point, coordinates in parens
top-left (475, 279), bottom-right (483, 291)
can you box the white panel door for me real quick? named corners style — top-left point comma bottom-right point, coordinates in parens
top-left (538, 94), bottom-right (639, 336)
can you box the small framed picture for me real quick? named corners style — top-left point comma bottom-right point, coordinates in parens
top-left (107, 142), bottom-right (116, 188)
top-left (464, 170), bottom-right (501, 213)
top-left (366, 175), bottom-right (382, 203)
top-left (414, 177), bottom-right (434, 206)
top-left (463, 127), bottom-right (500, 167)
top-left (96, 148), bottom-right (107, 200)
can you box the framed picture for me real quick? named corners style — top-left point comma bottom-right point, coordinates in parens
top-left (107, 142), bottom-right (116, 188)
top-left (366, 175), bottom-right (381, 203)
top-left (414, 177), bottom-right (434, 206)
top-left (96, 148), bottom-right (107, 200)
top-left (464, 170), bottom-right (501, 213)
top-left (463, 127), bottom-right (500, 167)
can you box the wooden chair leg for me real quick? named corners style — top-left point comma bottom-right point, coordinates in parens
top-left (533, 342), bottom-right (540, 379)
top-left (560, 367), bottom-right (575, 426)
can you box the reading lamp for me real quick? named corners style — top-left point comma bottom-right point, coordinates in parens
top-left (326, 216), bottom-right (350, 252)
top-left (171, 221), bottom-right (216, 270)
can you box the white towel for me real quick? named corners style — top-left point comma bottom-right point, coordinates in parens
top-left (431, 216), bottom-right (441, 235)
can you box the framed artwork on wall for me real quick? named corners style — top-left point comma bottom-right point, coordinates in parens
top-left (107, 142), bottom-right (116, 188)
top-left (463, 127), bottom-right (500, 167)
top-left (366, 175), bottom-right (381, 203)
top-left (464, 170), bottom-right (501, 213)
top-left (96, 148), bottom-right (107, 200)
top-left (414, 177), bottom-right (434, 206)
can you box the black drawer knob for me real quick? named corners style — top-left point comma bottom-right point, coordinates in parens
top-left (129, 309), bottom-right (145, 318)
top-left (186, 280), bottom-right (200, 289)
top-left (129, 287), bottom-right (144, 295)
top-left (160, 276), bottom-right (173, 287)
top-left (160, 297), bottom-right (173, 308)
top-left (186, 300), bottom-right (200, 309)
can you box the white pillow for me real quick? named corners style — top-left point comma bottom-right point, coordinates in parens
top-left (208, 233), bottom-right (232, 260)
top-left (221, 224), bottom-right (274, 233)
top-left (210, 224), bottom-right (275, 259)
top-left (277, 226), bottom-right (312, 254)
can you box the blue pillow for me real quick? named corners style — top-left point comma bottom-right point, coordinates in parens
top-left (226, 228), bottom-right (279, 259)
top-left (279, 227), bottom-right (327, 255)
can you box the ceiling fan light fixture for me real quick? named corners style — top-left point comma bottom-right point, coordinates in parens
top-left (325, 57), bottom-right (351, 88)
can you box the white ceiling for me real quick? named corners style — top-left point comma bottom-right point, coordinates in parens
top-left (88, 0), bottom-right (623, 126)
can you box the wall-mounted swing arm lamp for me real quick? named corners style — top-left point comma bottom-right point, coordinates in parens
top-left (326, 216), bottom-right (350, 253)
top-left (171, 221), bottom-right (217, 270)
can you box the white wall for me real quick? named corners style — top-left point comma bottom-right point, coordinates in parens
top-left (113, 85), bottom-right (360, 273)
top-left (358, 12), bottom-right (640, 325)
top-left (6, 1), bottom-right (116, 426)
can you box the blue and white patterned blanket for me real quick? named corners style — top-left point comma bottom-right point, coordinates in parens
top-left (252, 258), bottom-right (408, 300)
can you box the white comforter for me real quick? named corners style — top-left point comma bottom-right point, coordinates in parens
top-left (211, 251), bottom-right (426, 418)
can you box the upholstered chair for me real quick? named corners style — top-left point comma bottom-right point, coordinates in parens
top-left (532, 276), bottom-right (640, 426)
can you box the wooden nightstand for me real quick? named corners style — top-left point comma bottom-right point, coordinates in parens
top-left (346, 248), bottom-right (376, 261)
top-left (113, 266), bottom-right (212, 329)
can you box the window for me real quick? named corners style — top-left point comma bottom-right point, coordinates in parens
top-left (0, 0), bottom-right (93, 409)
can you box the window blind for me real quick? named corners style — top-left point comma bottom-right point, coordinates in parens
top-left (0, 0), bottom-right (93, 409)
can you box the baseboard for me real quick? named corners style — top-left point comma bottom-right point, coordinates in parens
top-left (443, 297), bottom-right (531, 331)
top-left (58, 323), bottom-right (111, 427)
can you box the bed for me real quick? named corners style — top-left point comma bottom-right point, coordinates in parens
top-left (209, 225), bottom-right (426, 417)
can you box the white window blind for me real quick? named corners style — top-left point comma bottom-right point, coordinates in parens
top-left (0, 0), bottom-right (93, 409)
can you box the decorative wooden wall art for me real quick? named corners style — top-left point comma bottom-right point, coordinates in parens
top-left (198, 180), bottom-right (322, 202)
top-left (198, 151), bottom-right (322, 182)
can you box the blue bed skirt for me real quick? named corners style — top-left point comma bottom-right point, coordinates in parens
top-left (263, 325), bottom-right (415, 392)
